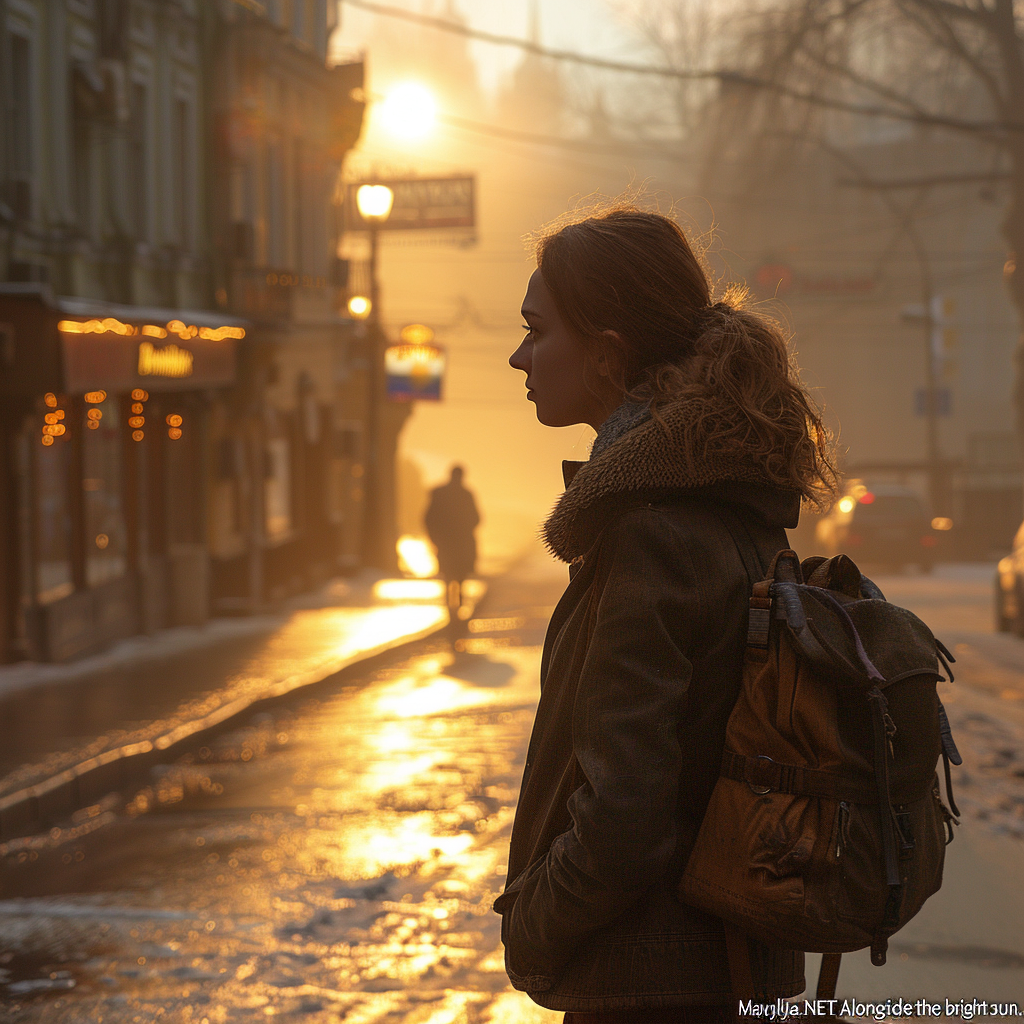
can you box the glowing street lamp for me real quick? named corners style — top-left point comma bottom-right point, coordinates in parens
top-left (356, 183), bottom-right (394, 223)
top-left (347, 295), bottom-right (372, 319)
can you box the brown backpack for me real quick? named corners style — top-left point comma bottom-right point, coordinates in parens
top-left (679, 550), bottom-right (961, 1004)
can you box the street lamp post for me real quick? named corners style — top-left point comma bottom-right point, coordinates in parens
top-left (355, 183), bottom-right (395, 570)
top-left (356, 185), bottom-right (395, 319)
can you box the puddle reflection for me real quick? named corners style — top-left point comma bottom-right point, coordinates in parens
top-left (2, 605), bottom-right (565, 1022)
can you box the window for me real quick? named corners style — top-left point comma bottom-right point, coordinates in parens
top-left (212, 436), bottom-right (244, 558)
top-left (304, 0), bottom-right (317, 46)
top-left (8, 33), bottom-right (32, 219)
top-left (267, 141), bottom-right (285, 267)
top-left (72, 65), bottom-right (94, 235)
top-left (131, 82), bottom-right (150, 242)
top-left (229, 160), bottom-right (253, 261)
top-left (292, 139), bottom-right (303, 273)
top-left (36, 425), bottom-right (74, 604)
top-left (164, 401), bottom-right (203, 545)
top-left (83, 399), bottom-right (127, 587)
top-left (172, 97), bottom-right (193, 248)
top-left (328, 424), bottom-right (361, 524)
top-left (264, 436), bottom-right (292, 539)
top-left (275, 0), bottom-right (293, 31)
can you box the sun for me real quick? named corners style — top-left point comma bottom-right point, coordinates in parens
top-left (379, 81), bottom-right (437, 142)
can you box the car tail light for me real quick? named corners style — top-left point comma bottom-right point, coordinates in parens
top-left (921, 535), bottom-right (938, 548)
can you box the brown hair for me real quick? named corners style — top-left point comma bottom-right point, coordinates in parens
top-left (534, 205), bottom-right (838, 508)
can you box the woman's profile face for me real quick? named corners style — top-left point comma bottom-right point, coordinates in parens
top-left (510, 269), bottom-right (618, 430)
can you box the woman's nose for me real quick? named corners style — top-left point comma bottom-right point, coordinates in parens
top-left (509, 339), bottom-right (530, 372)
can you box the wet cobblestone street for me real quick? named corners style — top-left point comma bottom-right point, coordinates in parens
top-left (0, 553), bottom-right (566, 1024)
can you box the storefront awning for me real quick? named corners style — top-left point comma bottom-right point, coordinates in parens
top-left (0, 285), bottom-right (249, 395)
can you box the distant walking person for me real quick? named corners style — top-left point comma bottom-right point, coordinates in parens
top-left (424, 465), bottom-right (479, 615)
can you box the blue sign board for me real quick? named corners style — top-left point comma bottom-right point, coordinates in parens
top-left (385, 343), bottom-right (446, 402)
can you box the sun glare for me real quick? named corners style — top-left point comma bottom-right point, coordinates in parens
top-left (397, 535), bottom-right (439, 578)
top-left (380, 81), bottom-right (437, 141)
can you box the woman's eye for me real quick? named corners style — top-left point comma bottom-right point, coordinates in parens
top-left (521, 325), bottom-right (533, 336)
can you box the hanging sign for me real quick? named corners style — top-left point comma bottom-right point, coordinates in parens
top-left (385, 342), bottom-right (445, 402)
top-left (347, 176), bottom-right (475, 231)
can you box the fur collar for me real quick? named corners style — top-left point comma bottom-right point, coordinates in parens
top-left (543, 396), bottom-right (798, 562)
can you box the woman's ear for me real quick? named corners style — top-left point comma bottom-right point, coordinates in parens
top-left (595, 330), bottom-right (627, 381)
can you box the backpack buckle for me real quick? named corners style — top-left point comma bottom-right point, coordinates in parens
top-left (746, 754), bottom-right (776, 795)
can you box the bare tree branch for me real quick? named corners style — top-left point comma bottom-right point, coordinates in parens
top-left (895, 0), bottom-right (1008, 114)
top-left (903, 0), bottom-right (1000, 28)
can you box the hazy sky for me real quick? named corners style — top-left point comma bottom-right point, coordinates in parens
top-left (334, 0), bottom-right (644, 99)
top-left (331, 0), bottom-right (671, 569)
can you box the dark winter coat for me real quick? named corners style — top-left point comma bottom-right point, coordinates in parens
top-left (424, 479), bottom-right (479, 580)
top-left (493, 396), bottom-right (807, 1013)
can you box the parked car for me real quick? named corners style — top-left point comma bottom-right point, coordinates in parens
top-left (995, 521), bottom-right (1024, 633)
top-left (815, 483), bottom-right (940, 572)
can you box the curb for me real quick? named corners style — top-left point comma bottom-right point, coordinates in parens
top-left (0, 609), bottom-right (453, 848)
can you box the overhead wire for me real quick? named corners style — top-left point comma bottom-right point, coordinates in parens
top-left (339, 0), bottom-right (1023, 136)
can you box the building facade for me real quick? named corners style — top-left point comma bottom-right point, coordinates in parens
top-left (205, 0), bottom-right (369, 610)
top-left (695, 123), bottom-right (1022, 558)
top-left (0, 0), bottom-right (370, 662)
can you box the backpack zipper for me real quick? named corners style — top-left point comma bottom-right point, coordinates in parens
top-left (883, 710), bottom-right (898, 759)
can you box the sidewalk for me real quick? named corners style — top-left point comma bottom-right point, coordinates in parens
top-left (805, 825), bottom-right (1024, 1011)
top-left (0, 574), bottom-right (482, 842)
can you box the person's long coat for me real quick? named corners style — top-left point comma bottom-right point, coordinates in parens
top-left (424, 479), bottom-right (479, 580)
top-left (493, 396), bottom-right (806, 1013)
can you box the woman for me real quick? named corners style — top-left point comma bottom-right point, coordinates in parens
top-left (494, 205), bottom-right (836, 1023)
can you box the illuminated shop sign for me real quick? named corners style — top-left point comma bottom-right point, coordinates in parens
top-left (57, 318), bottom-right (239, 392)
top-left (137, 341), bottom-right (194, 378)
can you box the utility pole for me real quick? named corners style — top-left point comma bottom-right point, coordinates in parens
top-left (899, 221), bottom-right (950, 515)
top-left (902, 286), bottom-right (956, 514)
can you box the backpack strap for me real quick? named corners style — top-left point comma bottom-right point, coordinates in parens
top-left (711, 511), bottom-right (770, 1014)
top-left (866, 685), bottom-right (903, 966)
top-left (715, 504), bottom-right (770, 580)
top-left (721, 751), bottom-right (877, 803)
top-left (715, 508), bottom-right (776, 657)
top-left (817, 952), bottom-right (843, 1002)
top-left (724, 926), bottom-right (845, 1013)
top-left (723, 922), bottom-right (756, 1002)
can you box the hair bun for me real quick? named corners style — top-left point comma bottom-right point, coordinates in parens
top-left (691, 300), bottom-right (735, 336)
